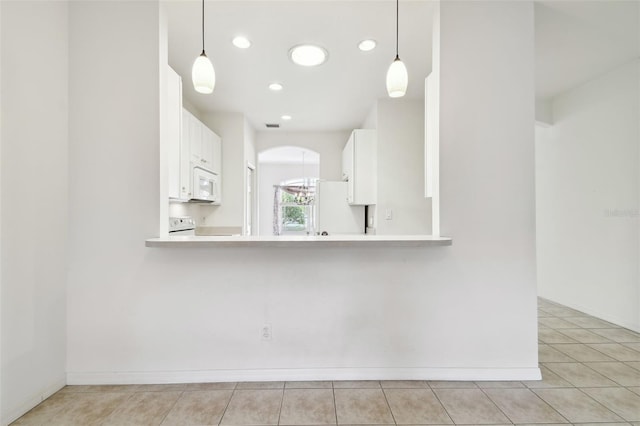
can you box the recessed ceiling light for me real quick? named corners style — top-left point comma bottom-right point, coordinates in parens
top-left (232, 36), bottom-right (251, 49)
top-left (289, 44), bottom-right (328, 67)
top-left (281, 115), bottom-right (292, 121)
top-left (358, 39), bottom-right (377, 51)
top-left (269, 82), bottom-right (283, 91)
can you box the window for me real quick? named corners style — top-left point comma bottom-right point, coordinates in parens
top-left (275, 179), bottom-right (316, 235)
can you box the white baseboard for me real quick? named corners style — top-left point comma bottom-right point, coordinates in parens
top-left (2, 377), bottom-right (66, 426)
top-left (67, 367), bottom-right (541, 385)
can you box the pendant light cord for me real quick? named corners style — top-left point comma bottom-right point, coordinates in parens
top-left (395, 0), bottom-right (399, 59)
top-left (201, 0), bottom-right (205, 54)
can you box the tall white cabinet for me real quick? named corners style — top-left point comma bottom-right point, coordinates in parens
top-left (167, 67), bottom-right (183, 199)
top-left (167, 65), bottom-right (222, 203)
top-left (341, 129), bottom-right (376, 205)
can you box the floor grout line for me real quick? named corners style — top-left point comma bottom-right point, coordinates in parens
top-left (275, 386), bottom-right (285, 425)
top-left (331, 384), bottom-right (339, 425)
top-left (428, 386), bottom-right (456, 425)
top-left (216, 384), bottom-right (237, 426)
top-left (156, 389), bottom-right (184, 426)
top-left (379, 387), bottom-right (398, 425)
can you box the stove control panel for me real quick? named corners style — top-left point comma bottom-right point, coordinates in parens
top-left (169, 216), bottom-right (196, 233)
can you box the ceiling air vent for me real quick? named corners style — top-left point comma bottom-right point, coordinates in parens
top-left (265, 123), bottom-right (280, 129)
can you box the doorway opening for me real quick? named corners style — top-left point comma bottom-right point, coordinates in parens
top-left (257, 147), bottom-right (320, 236)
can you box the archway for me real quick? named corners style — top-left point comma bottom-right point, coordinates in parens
top-left (257, 146), bottom-right (320, 235)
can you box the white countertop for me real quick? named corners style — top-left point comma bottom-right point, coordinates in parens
top-left (146, 234), bottom-right (452, 248)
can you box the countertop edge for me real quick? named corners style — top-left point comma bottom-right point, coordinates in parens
top-left (145, 235), bottom-right (453, 248)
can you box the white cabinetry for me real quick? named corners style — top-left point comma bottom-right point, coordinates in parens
top-left (341, 129), bottom-right (376, 205)
top-left (187, 111), bottom-right (202, 164)
top-left (201, 126), bottom-right (222, 175)
top-left (167, 66), bottom-right (183, 199)
top-left (179, 109), bottom-right (192, 199)
top-left (181, 107), bottom-right (222, 203)
top-left (185, 110), bottom-right (218, 172)
top-left (166, 65), bottom-right (222, 202)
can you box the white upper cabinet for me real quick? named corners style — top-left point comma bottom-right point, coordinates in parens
top-left (166, 66), bottom-right (222, 203)
top-left (180, 109), bottom-right (192, 199)
top-left (167, 66), bottom-right (183, 199)
top-left (201, 126), bottom-right (221, 175)
top-left (185, 108), bottom-right (220, 175)
top-left (188, 111), bottom-right (203, 164)
top-left (342, 129), bottom-right (376, 205)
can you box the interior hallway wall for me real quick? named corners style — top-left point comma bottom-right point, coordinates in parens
top-left (536, 59), bottom-right (640, 331)
top-left (1, 1), bottom-right (68, 423)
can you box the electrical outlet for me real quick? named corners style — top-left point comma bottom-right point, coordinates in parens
top-left (261, 324), bottom-right (272, 341)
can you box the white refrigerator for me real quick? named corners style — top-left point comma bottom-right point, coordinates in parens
top-left (315, 181), bottom-right (365, 235)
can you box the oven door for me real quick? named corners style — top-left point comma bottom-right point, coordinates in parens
top-left (192, 167), bottom-right (218, 202)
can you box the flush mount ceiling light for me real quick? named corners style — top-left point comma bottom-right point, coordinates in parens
top-left (358, 39), bottom-right (377, 52)
top-left (281, 115), bottom-right (292, 120)
top-left (289, 44), bottom-right (328, 67)
top-left (386, 0), bottom-right (408, 97)
top-left (269, 82), bottom-right (283, 91)
top-left (192, 0), bottom-right (215, 94)
top-left (232, 36), bottom-right (251, 49)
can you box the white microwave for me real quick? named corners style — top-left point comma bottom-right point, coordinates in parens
top-left (191, 166), bottom-right (219, 203)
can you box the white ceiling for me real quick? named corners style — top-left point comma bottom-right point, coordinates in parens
top-left (535, 0), bottom-right (639, 100)
top-left (166, 1), bottom-right (640, 132)
top-left (166, 1), bottom-right (434, 132)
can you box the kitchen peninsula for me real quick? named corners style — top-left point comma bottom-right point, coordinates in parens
top-left (146, 234), bottom-right (453, 247)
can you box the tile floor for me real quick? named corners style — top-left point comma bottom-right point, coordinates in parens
top-left (11, 298), bottom-right (640, 425)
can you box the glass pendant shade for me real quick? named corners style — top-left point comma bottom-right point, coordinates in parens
top-left (386, 57), bottom-right (408, 98)
top-left (192, 52), bottom-right (215, 94)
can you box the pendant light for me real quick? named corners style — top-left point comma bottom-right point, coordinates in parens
top-left (386, 0), bottom-right (408, 98)
top-left (192, 0), bottom-right (215, 94)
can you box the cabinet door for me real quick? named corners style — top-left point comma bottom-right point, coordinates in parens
top-left (201, 127), bottom-right (215, 170)
top-left (189, 115), bottom-right (203, 164)
top-left (342, 134), bottom-right (354, 203)
top-left (167, 67), bottom-right (182, 199)
top-left (180, 109), bottom-right (192, 198)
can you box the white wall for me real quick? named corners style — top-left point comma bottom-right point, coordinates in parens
top-left (199, 112), bottom-right (245, 229)
top-left (536, 59), bottom-right (640, 331)
top-left (63, 0), bottom-right (538, 385)
top-left (374, 99), bottom-right (431, 235)
top-left (361, 102), bottom-right (377, 130)
top-left (535, 98), bottom-right (553, 125)
top-left (256, 131), bottom-right (349, 182)
top-left (66, 0), bottom-right (161, 384)
top-left (437, 0), bottom-right (538, 367)
top-left (1, 2), bottom-right (68, 423)
top-left (182, 98), bottom-right (202, 121)
top-left (257, 162), bottom-right (320, 236)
